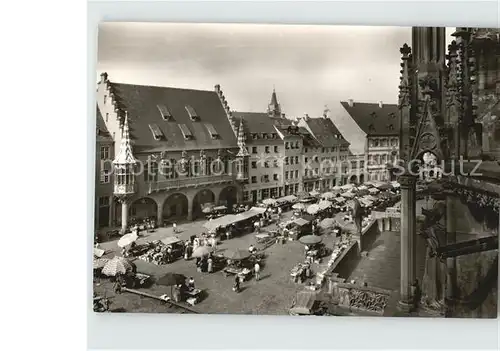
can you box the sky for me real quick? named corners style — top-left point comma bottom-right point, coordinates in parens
top-left (97, 23), bottom-right (453, 118)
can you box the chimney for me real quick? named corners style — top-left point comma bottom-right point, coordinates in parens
top-left (100, 72), bottom-right (108, 83)
top-left (281, 113), bottom-right (286, 118)
top-left (348, 99), bottom-right (354, 107)
top-left (214, 84), bottom-right (221, 93)
top-left (378, 101), bottom-right (383, 108)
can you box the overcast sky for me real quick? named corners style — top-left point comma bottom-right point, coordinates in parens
top-left (97, 23), bottom-right (453, 118)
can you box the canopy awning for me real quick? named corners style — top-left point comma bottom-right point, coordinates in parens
top-left (309, 190), bottom-right (320, 196)
top-left (318, 200), bottom-right (332, 210)
top-left (341, 184), bottom-right (355, 191)
top-left (293, 218), bottom-right (311, 226)
top-left (161, 236), bottom-right (182, 246)
top-left (276, 195), bottom-right (298, 203)
top-left (203, 215), bottom-right (239, 230)
top-left (341, 192), bottom-right (355, 198)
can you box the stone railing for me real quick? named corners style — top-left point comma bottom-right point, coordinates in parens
top-left (333, 281), bottom-right (392, 315)
top-left (144, 174), bottom-right (235, 194)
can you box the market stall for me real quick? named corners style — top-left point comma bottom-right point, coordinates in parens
top-left (222, 249), bottom-right (253, 282)
top-left (290, 262), bottom-right (312, 283)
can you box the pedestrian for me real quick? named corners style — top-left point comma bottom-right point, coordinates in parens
top-left (187, 277), bottom-right (195, 291)
top-left (254, 261), bottom-right (261, 281)
top-left (172, 222), bottom-right (177, 233)
top-left (233, 275), bottom-right (240, 292)
top-left (207, 256), bottom-right (213, 273)
top-left (210, 235), bottom-right (217, 250)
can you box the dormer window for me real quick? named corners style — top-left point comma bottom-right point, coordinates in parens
top-left (388, 124), bottom-right (394, 131)
top-left (205, 123), bottom-right (219, 139)
top-left (185, 105), bottom-right (199, 121)
top-left (252, 133), bottom-right (258, 140)
top-left (178, 124), bottom-right (193, 140)
top-left (388, 112), bottom-right (396, 119)
top-left (157, 104), bottom-right (173, 120)
top-left (370, 112), bottom-right (377, 118)
top-left (149, 124), bottom-right (164, 141)
top-left (369, 124), bottom-right (376, 133)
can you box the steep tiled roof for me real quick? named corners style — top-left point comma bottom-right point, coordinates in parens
top-left (340, 101), bottom-right (399, 136)
top-left (232, 112), bottom-right (277, 134)
top-left (96, 105), bottom-right (112, 142)
top-left (109, 82), bottom-right (238, 152)
top-left (301, 116), bottom-right (349, 147)
top-left (302, 131), bottom-right (322, 148)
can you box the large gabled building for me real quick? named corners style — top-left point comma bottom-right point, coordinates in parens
top-left (333, 100), bottom-right (400, 182)
top-left (95, 73), bottom-right (249, 232)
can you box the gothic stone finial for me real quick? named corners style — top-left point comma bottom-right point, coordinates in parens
top-left (400, 43), bottom-right (411, 58)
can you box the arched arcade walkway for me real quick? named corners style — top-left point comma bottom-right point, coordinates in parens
top-left (192, 189), bottom-right (216, 220)
top-left (162, 193), bottom-right (189, 223)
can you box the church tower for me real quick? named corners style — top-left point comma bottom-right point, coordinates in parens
top-left (267, 88), bottom-right (282, 118)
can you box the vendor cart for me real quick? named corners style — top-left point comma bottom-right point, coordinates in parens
top-left (290, 263), bottom-right (312, 284)
top-left (160, 237), bottom-right (185, 262)
top-left (223, 266), bottom-right (253, 282)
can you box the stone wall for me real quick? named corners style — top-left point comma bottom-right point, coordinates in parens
top-left (453, 249), bottom-right (498, 318)
top-left (361, 219), bottom-right (381, 252)
top-left (330, 241), bottom-right (360, 279)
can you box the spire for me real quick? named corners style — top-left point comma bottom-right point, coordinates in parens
top-left (268, 87), bottom-right (281, 118)
top-left (113, 112), bottom-right (137, 165)
top-left (236, 118), bottom-right (249, 157)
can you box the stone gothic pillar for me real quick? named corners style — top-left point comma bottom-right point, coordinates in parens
top-left (120, 199), bottom-right (129, 234)
top-left (445, 194), bottom-right (457, 316)
top-left (398, 174), bottom-right (417, 311)
top-left (157, 200), bottom-right (164, 227)
top-left (187, 195), bottom-right (193, 221)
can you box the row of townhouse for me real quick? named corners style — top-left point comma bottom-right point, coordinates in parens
top-left (94, 73), bottom-right (396, 231)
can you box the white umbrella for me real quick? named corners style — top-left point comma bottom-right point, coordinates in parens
top-left (262, 198), bottom-right (277, 206)
top-left (309, 190), bottom-right (320, 197)
top-left (306, 204), bottom-right (321, 215)
top-left (292, 203), bottom-right (306, 210)
top-left (322, 192), bottom-right (336, 200)
top-left (117, 233), bottom-right (138, 248)
top-left (318, 200), bottom-right (332, 210)
top-left (341, 192), bottom-right (355, 198)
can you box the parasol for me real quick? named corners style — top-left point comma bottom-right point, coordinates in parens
top-left (306, 204), bottom-right (320, 215)
top-left (192, 246), bottom-right (214, 258)
top-left (224, 249), bottom-right (251, 261)
top-left (117, 233), bottom-right (138, 248)
top-left (292, 203), bottom-right (306, 210)
top-left (102, 256), bottom-right (135, 277)
top-left (299, 235), bottom-right (323, 245)
top-left (157, 272), bottom-right (187, 295)
top-left (262, 198), bottom-right (277, 206)
top-left (318, 200), bottom-right (332, 210)
top-left (309, 190), bottom-right (320, 197)
top-left (318, 218), bottom-right (336, 229)
top-left (93, 257), bottom-right (109, 270)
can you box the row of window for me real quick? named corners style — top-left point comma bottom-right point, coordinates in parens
top-left (285, 141), bottom-right (301, 149)
top-left (303, 146), bottom-right (348, 153)
top-left (251, 145), bottom-right (280, 154)
top-left (369, 137), bottom-right (399, 148)
top-left (368, 153), bottom-right (398, 165)
top-left (251, 174), bottom-right (279, 183)
top-left (285, 170), bottom-right (300, 180)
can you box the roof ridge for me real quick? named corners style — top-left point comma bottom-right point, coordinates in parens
top-left (111, 81), bottom-right (217, 94)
